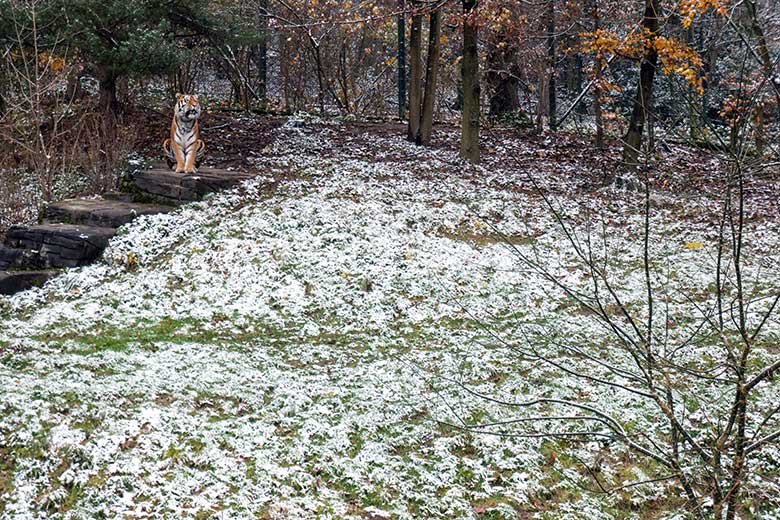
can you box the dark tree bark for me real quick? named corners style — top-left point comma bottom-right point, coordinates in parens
top-left (622, 0), bottom-right (661, 169)
top-left (742, 0), bottom-right (780, 155)
top-left (407, 4), bottom-right (423, 141)
top-left (418, 10), bottom-right (441, 145)
top-left (313, 44), bottom-right (326, 114)
top-left (574, 53), bottom-right (586, 114)
top-left (97, 67), bottom-right (120, 117)
top-left (279, 31), bottom-right (291, 111)
top-left (486, 29), bottom-right (520, 117)
top-left (338, 42), bottom-right (350, 113)
top-left (397, 0), bottom-right (407, 120)
top-left (257, 0), bottom-right (269, 104)
top-left (591, 0), bottom-right (604, 149)
top-left (547, 0), bottom-right (557, 131)
top-left (460, 0), bottom-right (480, 163)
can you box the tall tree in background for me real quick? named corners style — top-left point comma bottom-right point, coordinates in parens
top-left (397, 0), bottom-right (406, 120)
top-left (547, 0), bottom-right (557, 130)
top-left (622, 0), bottom-right (661, 168)
top-left (418, 10), bottom-right (441, 145)
top-left (460, 0), bottom-right (480, 163)
top-left (485, 6), bottom-right (522, 118)
top-left (54, 0), bottom-right (210, 117)
top-left (591, 0), bottom-right (604, 148)
top-left (407, 2), bottom-right (423, 141)
top-left (257, 0), bottom-right (269, 104)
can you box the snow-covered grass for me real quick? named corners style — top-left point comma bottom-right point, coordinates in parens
top-left (1, 122), bottom-right (779, 519)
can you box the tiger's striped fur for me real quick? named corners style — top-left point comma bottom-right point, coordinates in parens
top-left (162, 94), bottom-right (204, 174)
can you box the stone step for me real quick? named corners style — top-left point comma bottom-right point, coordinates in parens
top-left (133, 165), bottom-right (254, 203)
top-left (103, 191), bottom-right (134, 202)
top-left (0, 224), bottom-right (116, 270)
top-left (44, 198), bottom-right (172, 228)
top-left (0, 270), bottom-right (60, 295)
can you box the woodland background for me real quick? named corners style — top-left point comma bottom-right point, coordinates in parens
top-left (0, 0), bottom-right (777, 228)
top-left (2, 1), bottom-right (780, 519)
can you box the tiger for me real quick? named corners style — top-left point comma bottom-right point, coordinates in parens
top-left (162, 94), bottom-right (205, 174)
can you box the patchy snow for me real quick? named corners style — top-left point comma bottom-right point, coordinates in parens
top-left (1, 121), bottom-right (779, 519)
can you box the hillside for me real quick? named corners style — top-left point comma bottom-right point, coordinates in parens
top-left (2, 119), bottom-right (780, 519)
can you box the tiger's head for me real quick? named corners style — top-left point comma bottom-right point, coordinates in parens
top-left (175, 94), bottom-right (201, 123)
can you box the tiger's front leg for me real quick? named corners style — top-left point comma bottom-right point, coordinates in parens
top-left (173, 142), bottom-right (186, 174)
top-left (183, 145), bottom-right (198, 174)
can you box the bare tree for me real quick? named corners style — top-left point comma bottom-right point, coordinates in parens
top-left (0, 0), bottom-right (76, 201)
top-left (460, 0), bottom-right (480, 163)
top-left (407, 2), bottom-right (423, 141)
top-left (452, 44), bottom-right (780, 518)
top-left (622, 0), bottom-right (661, 168)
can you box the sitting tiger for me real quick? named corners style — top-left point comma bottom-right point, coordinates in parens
top-left (163, 94), bottom-right (205, 174)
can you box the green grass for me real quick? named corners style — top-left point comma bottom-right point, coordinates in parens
top-left (29, 316), bottom-right (283, 355)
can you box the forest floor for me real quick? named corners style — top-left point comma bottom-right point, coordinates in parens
top-left (1, 114), bottom-right (780, 519)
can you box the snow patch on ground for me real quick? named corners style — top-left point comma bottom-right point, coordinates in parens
top-left (1, 122), bottom-right (779, 519)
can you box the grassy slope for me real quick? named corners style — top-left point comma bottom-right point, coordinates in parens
top-left (1, 119), bottom-right (779, 519)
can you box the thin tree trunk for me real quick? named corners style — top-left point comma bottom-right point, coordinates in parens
top-left (280, 32), bottom-right (290, 111)
top-left (313, 44), bottom-right (326, 114)
top-left (622, 0), bottom-right (660, 169)
top-left (460, 0), bottom-right (480, 163)
top-left (681, 23), bottom-right (699, 140)
top-left (339, 42), bottom-right (350, 113)
top-left (591, 0), bottom-right (604, 148)
top-left (257, 0), bottom-right (269, 104)
top-left (418, 10), bottom-right (441, 145)
top-left (536, 65), bottom-right (547, 134)
top-left (397, 0), bottom-right (407, 120)
top-left (574, 53), bottom-right (585, 114)
top-left (407, 4), bottom-right (423, 141)
top-left (547, 0), bottom-right (557, 131)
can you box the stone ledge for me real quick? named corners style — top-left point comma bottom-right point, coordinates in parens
top-left (1, 224), bottom-right (116, 269)
top-left (133, 165), bottom-right (255, 203)
top-left (44, 198), bottom-right (172, 228)
top-left (0, 270), bottom-right (60, 295)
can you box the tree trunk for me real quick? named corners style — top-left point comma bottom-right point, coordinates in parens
top-left (280, 31), bottom-right (290, 112)
top-left (98, 67), bottom-right (119, 118)
top-left (313, 44), bottom-right (326, 114)
top-left (486, 30), bottom-right (520, 117)
top-left (418, 10), bottom-right (441, 145)
top-left (547, 0), bottom-right (557, 131)
top-left (257, 0), bottom-right (269, 104)
top-left (574, 52), bottom-right (586, 114)
top-left (745, 0), bottom-right (780, 109)
top-left (339, 42), bottom-right (350, 113)
top-left (489, 80), bottom-right (520, 117)
top-left (407, 4), bottom-right (423, 141)
top-left (622, 0), bottom-right (660, 169)
top-left (460, 0), bottom-right (480, 163)
top-left (591, 0), bottom-right (604, 149)
top-left (744, 0), bottom-right (779, 154)
top-left (536, 64), bottom-right (548, 134)
top-left (685, 24), bottom-right (699, 140)
top-left (397, 0), bottom-right (407, 120)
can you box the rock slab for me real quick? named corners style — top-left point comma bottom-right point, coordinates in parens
top-left (44, 198), bottom-right (172, 228)
top-left (0, 224), bottom-right (116, 269)
top-left (133, 166), bottom-right (255, 203)
top-left (0, 270), bottom-right (60, 295)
